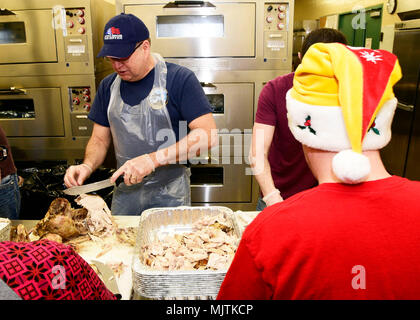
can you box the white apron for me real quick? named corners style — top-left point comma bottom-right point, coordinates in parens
top-left (107, 53), bottom-right (190, 215)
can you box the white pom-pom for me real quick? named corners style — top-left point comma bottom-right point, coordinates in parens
top-left (332, 150), bottom-right (370, 184)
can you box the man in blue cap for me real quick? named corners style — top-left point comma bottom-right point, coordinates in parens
top-left (64, 13), bottom-right (217, 215)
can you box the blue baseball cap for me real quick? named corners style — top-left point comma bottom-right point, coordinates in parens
top-left (97, 13), bottom-right (150, 58)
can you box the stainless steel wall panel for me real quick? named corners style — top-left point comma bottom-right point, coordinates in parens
top-left (382, 19), bottom-right (420, 181)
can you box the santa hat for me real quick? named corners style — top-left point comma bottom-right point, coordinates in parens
top-left (286, 43), bottom-right (402, 184)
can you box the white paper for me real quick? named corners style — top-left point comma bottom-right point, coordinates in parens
top-left (67, 45), bottom-right (86, 54)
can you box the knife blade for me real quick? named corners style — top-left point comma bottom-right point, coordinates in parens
top-left (91, 260), bottom-right (121, 296)
top-left (63, 176), bottom-right (123, 196)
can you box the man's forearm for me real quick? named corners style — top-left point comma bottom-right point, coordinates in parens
top-left (83, 135), bottom-right (110, 171)
top-left (254, 157), bottom-right (277, 197)
top-left (150, 127), bottom-right (218, 167)
top-left (249, 123), bottom-right (278, 197)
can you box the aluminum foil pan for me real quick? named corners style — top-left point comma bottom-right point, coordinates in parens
top-left (0, 218), bottom-right (11, 242)
top-left (132, 206), bottom-right (240, 299)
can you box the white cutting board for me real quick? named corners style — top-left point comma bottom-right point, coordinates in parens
top-left (76, 216), bottom-right (140, 300)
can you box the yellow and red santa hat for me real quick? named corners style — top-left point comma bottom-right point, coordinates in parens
top-left (286, 42), bottom-right (402, 184)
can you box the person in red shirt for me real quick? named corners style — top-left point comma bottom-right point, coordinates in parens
top-left (218, 43), bottom-right (420, 299)
top-left (249, 29), bottom-right (347, 210)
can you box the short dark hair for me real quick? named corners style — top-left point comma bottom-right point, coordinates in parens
top-left (301, 28), bottom-right (347, 58)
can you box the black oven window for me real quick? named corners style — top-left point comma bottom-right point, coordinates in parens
top-left (0, 22), bottom-right (26, 44)
top-left (0, 99), bottom-right (35, 118)
top-left (190, 166), bottom-right (224, 185)
top-left (156, 15), bottom-right (224, 38)
top-left (206, 94), bottom-right (224, 114)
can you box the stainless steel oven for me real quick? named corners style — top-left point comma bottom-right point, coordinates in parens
top-left (117, 0), bottom-right (294, 70)
top-left (116, 0), bottom-right (295, 210)
top-left (0, 0), bottom-right (95, 76)
top-left (0, 75), bottom-right (95, 162)
top-left (203, 82), bottom-right (254, 131)
top-left (190, 160), bottom-right (252, 203)
top-left (0, 0), bottom-right (96, 164)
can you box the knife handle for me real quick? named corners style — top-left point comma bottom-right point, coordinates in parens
top-left (115, 175), bottom-right (124, 186)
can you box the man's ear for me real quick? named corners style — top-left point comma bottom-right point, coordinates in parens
top-left (144, 40), bottom-right (150, 49)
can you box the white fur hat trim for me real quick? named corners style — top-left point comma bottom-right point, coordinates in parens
top-left (332, 149), bottom-right (371, 184)
top-left (286, 90), bottom-right (398, 152)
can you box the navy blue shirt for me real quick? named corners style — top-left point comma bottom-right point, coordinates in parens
top-left (89, 62), bottom-right (212, 141)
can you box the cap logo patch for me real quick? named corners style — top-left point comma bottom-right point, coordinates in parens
top-left (104, 27), bottom-right (123, 40)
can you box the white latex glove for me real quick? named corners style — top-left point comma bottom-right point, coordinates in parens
top-left (111, 154), bottom-right (156, 186)
top-left (264, 192), bottom-right (283, 207)
top-left (263, 189), bottom-right (283, 207)
top-left (64, 163), bottom-right (93, 187)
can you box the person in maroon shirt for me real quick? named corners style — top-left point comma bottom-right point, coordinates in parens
top-left (249, 28), bottom-right (347, 210)
top-left (0, 126), bottom-right (21, 219)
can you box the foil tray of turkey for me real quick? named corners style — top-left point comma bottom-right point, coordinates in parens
top-left (132, 206), bottom-right (241, 299)
top-left (0, 218), bottom-right (11, 242)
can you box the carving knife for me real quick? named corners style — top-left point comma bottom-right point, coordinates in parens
top-left (63, 176), bottom-right (124, 196)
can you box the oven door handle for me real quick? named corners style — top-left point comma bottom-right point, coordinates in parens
top-left (0, 8), bottom-right (16, 15)
top-left (397, 102), bottom-right (414, 112)
top-left (163, 1), bottom-right (215, 8)
top-left (0, 87), bottom-right (27, 95)
top-left (200, 82), bottom-right (217, 89)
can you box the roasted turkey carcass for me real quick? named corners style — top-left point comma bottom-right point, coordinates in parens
top-left (33, 198), bottom-right (87, 241)
top-left (34, 195), bottom-right (115, 241)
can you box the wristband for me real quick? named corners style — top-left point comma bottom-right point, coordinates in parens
top-left (263, 189), bottom-right (280, 203)
top-left (81, 163), bottom-right (93, 174)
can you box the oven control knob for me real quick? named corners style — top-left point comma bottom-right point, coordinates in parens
top-left (78, 17), bottom-right (85, 25)
top-left (83, 95), bottom-right (90, 102)
top-left (278, 13), bottom-right (286, 20)
top-left (267, 5), bottom-right (273, 12)
top-left (266, 16), bottom-right (274, 23)
top-left (67, 20), bottom-right (74, 28)
top-left (78, 27), bottom-right (85, 34)
top-left (277, 23), bottom-right (285, 30)
top-left (76, 9), bottom-right (85, 17)
top-left (72, 97), bottom-right (80, 105)
top-left (82, 88), bottom-right (90, 95)
top-left (84, 104), bottom-right (91, 111)
top-left (278, 5), bottom-right (286, 12)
